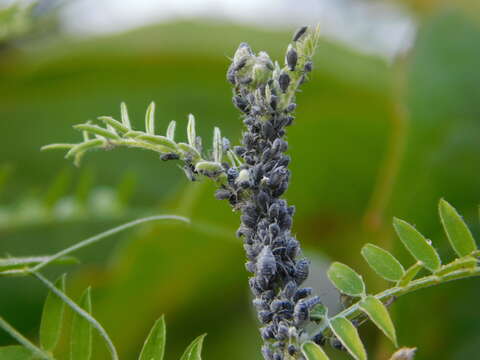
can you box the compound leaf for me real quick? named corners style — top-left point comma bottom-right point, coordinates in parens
top-left (359, 295), bottom-right (397, 346)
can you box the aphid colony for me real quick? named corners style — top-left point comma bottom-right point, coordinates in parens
top-left (212, 26), bottom-right (324, 360)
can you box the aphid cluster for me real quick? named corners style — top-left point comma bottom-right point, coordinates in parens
top-left (215, 26), bottom-right (323, 359)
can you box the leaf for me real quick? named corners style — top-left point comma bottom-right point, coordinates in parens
top-left (329, 317), bottom-right (367, 360)
top-left (73, 124), bottom-right (119, 140)
top-left (138, 316), bottom-right (166, 360)
top-left (70, 288), bottom-right (93, 360)
top-left (327, 262), bottom-right (365, 297)
top-left (187, 114), bottom-right (196, 148)
top-left (361, 244), bottom-right (405, 282)
top-left (393, 218), bottom-right (441, 272)
top-left (40, 274), bottom-right (66, 352)
top-left (179, 334), bottom-right (206, 360)
top-left (0, 346), bottom-right (35, 360)
top-left (212, 127), bottom-right (222, 163)
top-left (145, 102), bottom-right (156, 135)
top-left (397, 262), bottom-right (422, 287)
top-left (389, 348), bottom-right (417, 360)
top-left (98, 116), bottom-right (129, 134)
top-left (120, 102), bottom-right (131, 129)
top-left (166, 120), bottom-right (176, 141)
top-left (359, 295), bottom-right (397, 346)
top-left (301, 341), bottom-right (330, 360)
top-left (439, 199), bottom-right (477, 257)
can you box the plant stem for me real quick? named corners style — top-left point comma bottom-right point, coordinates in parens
top-left (0, 316), bottom-right (53, 360)
top-left (320, 265), bottom-right (480, 335)
top-left (32, 272), bottom-right (120, 360)
top-left (31, 215), bottom-right (189, 272)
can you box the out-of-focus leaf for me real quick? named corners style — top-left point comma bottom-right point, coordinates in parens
top-left (361, 244), bottom-right (405, 282)
top-left (0, 345), bottom-right (35, 360)
top-left (329, 317), bottom-right (367, 360)
top-left (138, 316), bottom-right (166, 360)
top-left (40, 274), bottom-right (66, 352)
top-left (301, 341), bottom-right (330, 360)
top-left (359, 295), bottom-right (397, 346)
top-left (70, 287), bottom-right (93, 360)
top-left (327, 262), bottom-right (365, 297)
top-left (439, 199), bottom-right (477, 257)
top-left (393, 218), bottom-right (441, 272)
top-left (179, 334), bottom-right (206, 360)
top-left (0, 256), bottom-right (77, 273)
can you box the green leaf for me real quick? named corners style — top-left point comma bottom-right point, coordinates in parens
top-left (120, 102), bottom-right (131, 129)
top-left (359, 295), bottom-right (397, 346)
top-left (98, 116), bottom-right (129, 134)
top-left (393, 218), bottom-right (441, 272)
top-left (397, 262), bottom-right (422, 287)
top-left (40, 274), bottom-right (66, 352)
top-left (139, 316), bottom-right (166, 360)
top-left (329, 317), bottom-right (367, 360)
top-left (439, 199), bottom-right (477, 257)
top-left (73, 124), bottom-right (119, 140)
top-left (187, 114), bottom-right (196, 148)
top-left (179, 334), bottom-right (206, 360)
top-left (327, 262), bottom-right (365, 297)
top-left (145, 102), bottom-right (156, 135)
top-left (0, 346), bottom-right (35, 360)
top-left (301, 341), bottom-right (330, 360)
top-left (166, 120), bottom-right (176, 141)
top-left (70, 288), bottom-right (93, 360)
top-left (361, 244), bottom-right (405, 282)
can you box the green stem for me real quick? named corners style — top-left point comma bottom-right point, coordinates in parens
top-left (32, 272), bottom-right (119, 360)
top-left (0, 316), bottom-right (53, 360)
top-left (320, 266), bottom-right (480, 334)
top-left (31, 215), bottom-right (189, 272)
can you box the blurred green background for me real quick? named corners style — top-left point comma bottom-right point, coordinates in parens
top-left (1, 0), bottom-right (480, 359)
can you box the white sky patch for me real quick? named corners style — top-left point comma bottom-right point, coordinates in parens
top-left (60, 0), bottom-right (415, 59)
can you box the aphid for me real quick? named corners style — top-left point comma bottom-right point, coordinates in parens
top-left (278, 72), bottom-right (291, 93)
top-left (288, 344), bottom-right (297, 356)
top-left (233, 95), bottom-right (248, 112)
top-left (304, 296), bottom-right (322, 309)
top-left (285, 103), bottom-right (297, 113)
top-left (226, 65), bottom-right (236, 84)
top-left (261, 345), bottom-right (274, 360)
top-left (293, 287), bottom-right (312, 302)
top-left (258, 310), bottom-right (273, 324)
top-left (282, 280), bottom-right (297, 299)
top-left (256, 190), bottom-right (270, 212)
top-left (160, 153), bottom-right (180, 161)
top-left (260, 325), bottom-right (276, 340)
top-left (241, 213), bottom-right (257, 229)
top-left (245, 261), bottom-right (256, 273)
top-left (268, 223), bottom-right (280, 238)
top-left (286, 45), bottom-right (298, 71)
top-left (270, 299), bottom-right (293, 312)
top-left (294, 258), bottom-right (310, 284)
top-left (273, 353), bottom-right (283, 360)
top-left (292, 26), bottom-right (308, 42)
top-left (304, 61), bottom-right (313, 72)
top-left (214, 188), bottom-right (231, 200)
top-left (257, 246), bottom-right (277, 280)
top-left (330, 337), bottom-right (345, 351)
top-left (253, 298), bottom-right (269, 310)
top-left (286, 238), bottom-right (299, 259)
top-left (276, 323), bottom-right (289, 341)
top-left (293, 300), bottom-right (309, 325)
top-left (312, 332), bottom-right (326, 346)
top-left (233, 56), bottom-right (248, 71)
